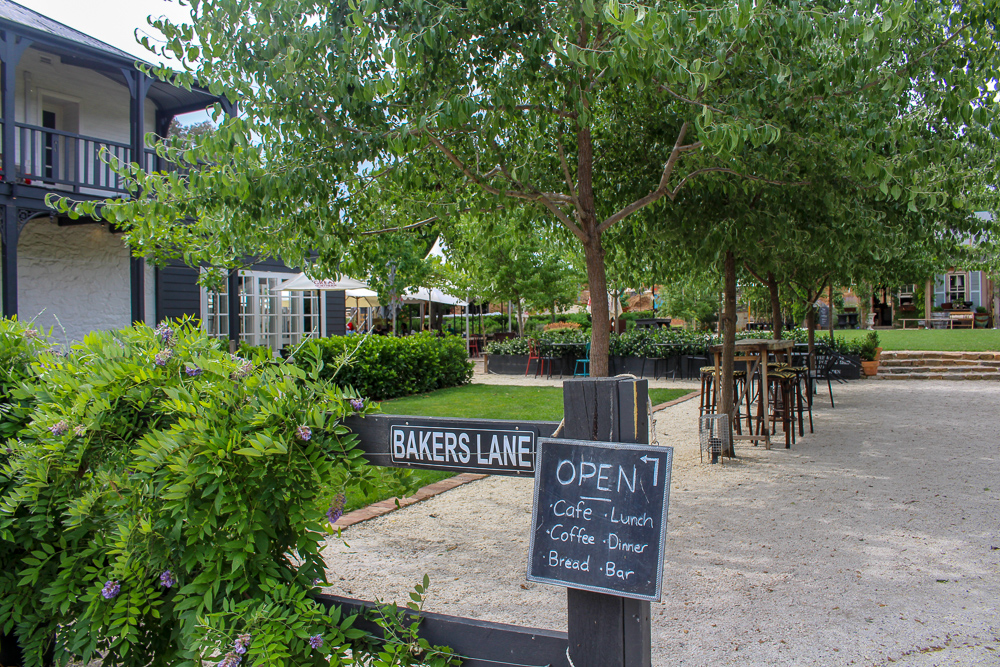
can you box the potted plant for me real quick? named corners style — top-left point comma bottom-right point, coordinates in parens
top-left (859, 330), bottom-right (881, 376)
top-left (975, 307), bottom-right (990, 328)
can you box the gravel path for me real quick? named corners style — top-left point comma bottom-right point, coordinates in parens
top-left (320, 379), bottom-right (1000, 666)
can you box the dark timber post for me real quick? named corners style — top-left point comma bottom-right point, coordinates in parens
top-left (227, 268), bottom-right (240, 352)
top-left (563, 377), bottom-right (651, 667)
top-left (123, 69), bottom-right (153, 324)
top-left (1, 32), bottom-right (31, 318)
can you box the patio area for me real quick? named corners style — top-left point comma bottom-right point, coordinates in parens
top-left (320, 380), bottom-right (1000, 666)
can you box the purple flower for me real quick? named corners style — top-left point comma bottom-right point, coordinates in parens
top-left (154, 349), bottom-right (172, 366)
top-left (159, 570), bottom-right (174, 588)
top-left (233, 634), bottom-right (252, 655)
top-left (155, 322), bottom-right (175, 347)
top-left (184, 365), bottom-right (203, 377)
top-left (73, 424), bottom-right (86, 437)
top-left (230, 356), bottom-right (253, 380)
top-left (326, 492), bottom-right (346, 524)
top-left (296, 425), bottom-right (312, 441)
top-left (308, 634), bottom-right (324, 650)
top-left (350, 398), bottom-right (365, 412)
top-left (49, 420), bottom-right (69, 436)
top-left (101, 580), bottom-right (120, 599)
top-left (217, 652), bottom-right (241, 667)
top-left (21, 328), bottom-right (38, 340)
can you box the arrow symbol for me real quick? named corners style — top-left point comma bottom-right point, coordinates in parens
top-left (640, 456), bottom-right (660, 486)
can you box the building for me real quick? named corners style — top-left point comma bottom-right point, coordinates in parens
top-left (0, 1), bottom-right (344, 348)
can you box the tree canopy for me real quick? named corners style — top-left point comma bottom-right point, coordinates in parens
top-left (57, 0), bottom-right (1000, 375)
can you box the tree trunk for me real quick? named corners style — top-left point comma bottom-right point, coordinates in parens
top-left (552, 300), bottom-right (557, 324)
top-left (583, 236), bottom-right (610, 377)
top-left (767, 271), bottom-right (782, 340)
top-left (515, 297), bottom-right (524, 338)
top-left (807, 297), bottom-right (816, 371)
top-left (721, 251), bottom-right (737, 456)
top-left (828, 284), bottom-right (835, 343)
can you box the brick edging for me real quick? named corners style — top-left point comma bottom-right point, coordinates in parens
top-left (333, 473), bottom-right (488, 529)
top-left (651, 389), bottom-right (701, 412)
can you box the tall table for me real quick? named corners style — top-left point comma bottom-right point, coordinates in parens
top-left (708, 338), bottom-right (794, 450)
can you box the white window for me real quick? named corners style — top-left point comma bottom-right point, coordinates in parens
top-left (202, 270), bottom-right (323, 352)
top-left (946, 273), bottom-right (968, 305)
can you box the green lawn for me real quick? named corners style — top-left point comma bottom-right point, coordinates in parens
top-left (337, 384), bottom-right (691, 513)
top-left (380, 384), bottom-right (691, 421)
top-left (832, 328), bottom-right (1000, 352)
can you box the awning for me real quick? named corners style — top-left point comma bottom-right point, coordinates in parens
top-left (401, 287), bottom-right (468, 307)
top-left (271, 273), bottom-right (369, 292)
top-left (345, 288), bottom-right (380, 307)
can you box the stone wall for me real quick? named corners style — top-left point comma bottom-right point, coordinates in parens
top-left (15, 220), bottom-right (137, 344)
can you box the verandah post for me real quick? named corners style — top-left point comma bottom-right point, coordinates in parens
top-left (562, 377), bottom-right (652, 667)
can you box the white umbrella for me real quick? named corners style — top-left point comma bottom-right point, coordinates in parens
top-left (345, 288), bottom-right (380, 307)
top-left (271, 273), bottom-right (369, 292)
top-left (401, 287), bottom-right (468, 306)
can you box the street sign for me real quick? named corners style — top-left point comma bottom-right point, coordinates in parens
top-left (342, 415), bottom-right (560, 476)
top-left (527, 437), bottom-right (673, 602)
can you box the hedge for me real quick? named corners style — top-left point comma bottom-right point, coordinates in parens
top-left (295, 333), bottom-right (474, 400)
top-left (485, 327), bottom-right (862, 358)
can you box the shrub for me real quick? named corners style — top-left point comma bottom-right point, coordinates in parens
top-left (0, 318), bottom-right (424, 667)
top-left (543, 321), bottom-right (581, 331)
top-left (296, 333), bottom-right (473, 401)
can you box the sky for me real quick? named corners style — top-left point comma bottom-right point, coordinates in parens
top-left (16, 0), bottom-right (212, 122)
top-left (16, 0), bottom-right (191, 61)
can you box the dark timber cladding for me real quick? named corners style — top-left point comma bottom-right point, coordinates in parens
top-left (561, 377), bottom-right (654, 667)
top-left (342, 414), bottom-right (561, 476)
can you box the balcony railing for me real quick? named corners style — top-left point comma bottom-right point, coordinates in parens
top-left (2, 122), bottom-right (159, 195)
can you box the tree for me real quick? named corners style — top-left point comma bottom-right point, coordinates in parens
top-left (57, 0), bottom-right (1000, 378)
top-left (656, 271), bottom-right (721, 330)
top-left (442, 215), bottom-right (583, 336)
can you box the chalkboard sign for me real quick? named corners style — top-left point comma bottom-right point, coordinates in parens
top-left (818, 304), bottom-right (831, 329)
top-left (527, 438), bottom-right (673, 602)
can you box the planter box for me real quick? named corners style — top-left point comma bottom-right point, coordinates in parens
top-left (485, 354), bottom-right (531, 375)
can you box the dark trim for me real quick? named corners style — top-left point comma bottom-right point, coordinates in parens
top-left (227, 268), bottom-right (239, 348)
top-left (312, 593), bottom-right (570, 667)
top-left (130, 255), bottom-right (144, 325)
top-left (1, 204), bottom-right (16, 317)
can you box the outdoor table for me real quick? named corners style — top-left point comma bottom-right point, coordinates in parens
top-left (643, 342), bottom-right (682, 379)
top-left (709, 338), bottom-right (794, 450)
top-left (543, 342), bottom-right (583, 378)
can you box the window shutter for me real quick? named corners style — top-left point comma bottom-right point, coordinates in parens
top-left (934, 274), bottom-right (946, 306)
top-left (970, 271), bottom-right (982, 309)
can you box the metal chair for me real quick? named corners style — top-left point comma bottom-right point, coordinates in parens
top-left (573, 342), bottom-right (591, 377)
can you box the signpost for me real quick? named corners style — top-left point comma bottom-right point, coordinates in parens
top-left (340, 377), bottom-right (668, 667)
top-left (528, 438), bottom-right (672, 602)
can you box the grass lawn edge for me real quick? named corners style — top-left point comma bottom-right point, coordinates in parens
top-left (652, 389), bottom-right (702, 412)
top-left (333, 473), bottom-right (488, 529)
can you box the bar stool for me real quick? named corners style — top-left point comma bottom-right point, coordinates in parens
top-left (700, 366), bottom-right (751, 436)
top-left (767, 370), bottom-right (799, 448)
top-left (785, 366), bottom-right (813, 435)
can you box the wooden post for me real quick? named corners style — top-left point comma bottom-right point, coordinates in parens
top-left (924, 279), bottom-right (933, 326)
top-left (563, 377), bottom-right (651, 667)
top-left (227, 268), bottom-right (240, 352)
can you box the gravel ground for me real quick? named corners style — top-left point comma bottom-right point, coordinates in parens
top-left (320, 379), bottom-right (1000, 666)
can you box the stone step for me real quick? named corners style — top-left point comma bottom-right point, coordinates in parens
top-left (881, 351), bottom-right (1000, 361)
top-left (880, 358), bottom-right (1000, 368)
top-left (877, 373), bottom-right (1000, 381)
top-left (881, 365), bottom-right (1000, 375)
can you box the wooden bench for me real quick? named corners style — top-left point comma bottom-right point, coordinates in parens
top-left (949, 312), bottom-right (974, 329)
top-left (898, 318), bottom-right (926, 329)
